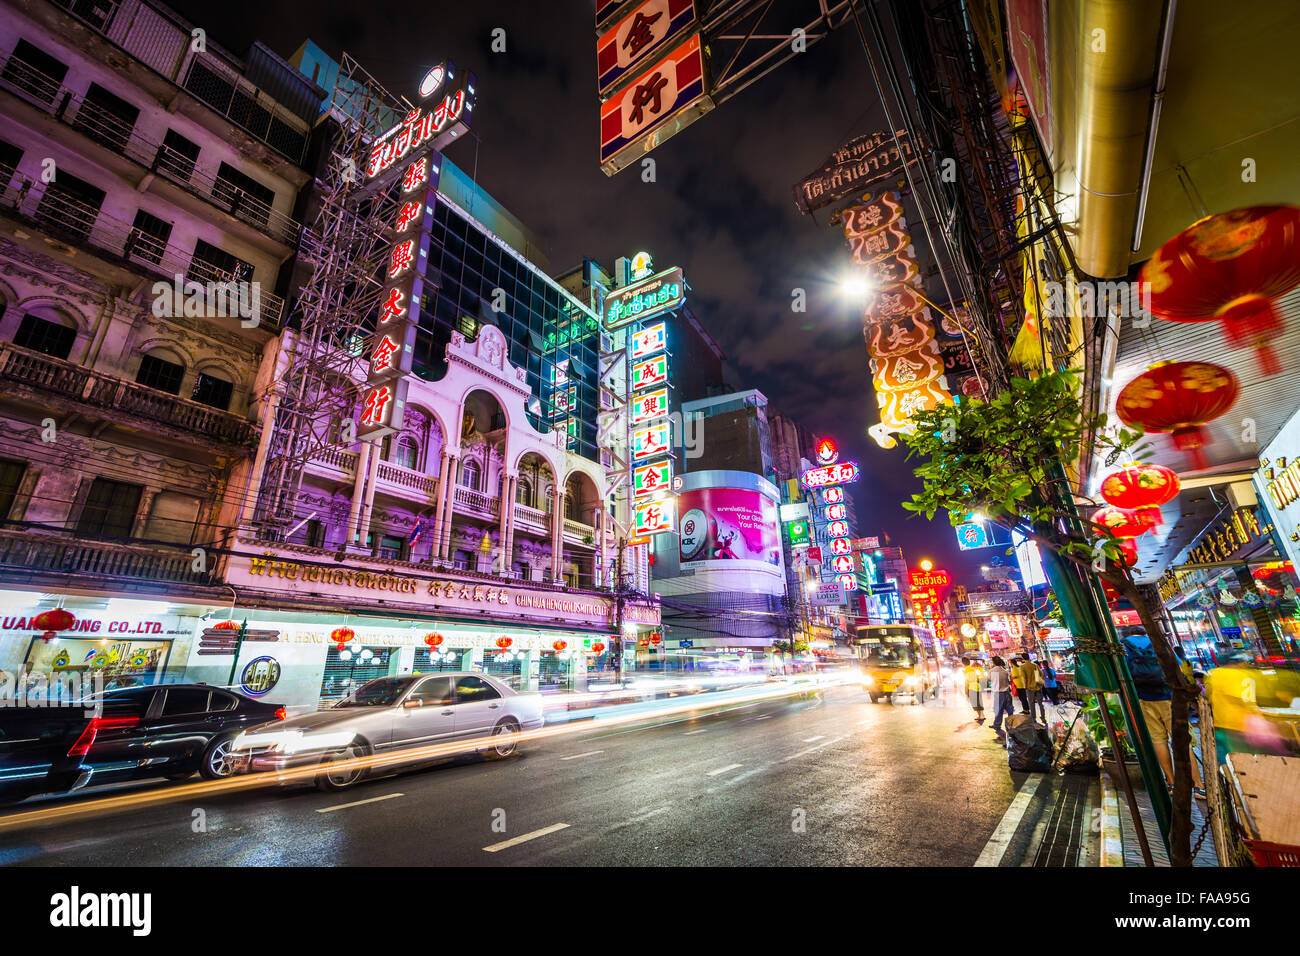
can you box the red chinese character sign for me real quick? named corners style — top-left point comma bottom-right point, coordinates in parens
top-left (600, 33), bottom-right (714, 175)
top-left (597, 0), bottom-right (698, 98)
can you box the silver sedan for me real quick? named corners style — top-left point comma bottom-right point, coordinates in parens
top-left (229, 672), bottom-right (544, 790)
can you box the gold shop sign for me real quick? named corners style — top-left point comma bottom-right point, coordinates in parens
top-left (1265, 457), bottom-right (1300, 511)
top-left (248, 554), bottom-right (419, 594)
top-left (1184, 507), bottom-right (1262, 566)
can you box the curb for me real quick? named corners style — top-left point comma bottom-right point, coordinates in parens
top-left (1099, 774), bottom-right (1124, 867)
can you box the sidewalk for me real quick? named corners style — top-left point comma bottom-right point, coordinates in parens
top-left (1100, 774), bottom-right (1220, 866)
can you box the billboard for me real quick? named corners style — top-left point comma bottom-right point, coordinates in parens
top-left (597, 0), bottom-right (699, 98)
top-left (811, 582), bottom-right (849, 607)
top-left (678, 487), bottom-right (781, 571)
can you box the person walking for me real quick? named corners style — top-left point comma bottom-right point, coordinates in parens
top-left (1010, 656), bottom-right (1030, 714)
top-left (962, 656), bottom-right (985, 723)
top-left (988, 656), bottom-right (1014, 737)
top-left (1119, 626), bottom-right (1206, 799)
top-left (1022, 657), bottom-right (1047, 724)
top-left (1040, 658), bottom-right (1061, 705)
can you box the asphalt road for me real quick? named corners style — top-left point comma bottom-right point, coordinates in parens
top-left (0, 685), bottom-right (1097, 866)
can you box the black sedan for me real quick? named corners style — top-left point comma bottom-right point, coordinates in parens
top-left (0, 683), bottom-right (285, 803)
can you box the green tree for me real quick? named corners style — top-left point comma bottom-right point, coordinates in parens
top-left (899, 370), bottom-right (1199, 866)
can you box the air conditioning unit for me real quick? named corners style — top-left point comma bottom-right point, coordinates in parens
top-left (600, 333), bottom-right (614, 353)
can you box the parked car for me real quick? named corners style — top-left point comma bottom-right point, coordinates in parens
top-left (0, 706), bottom-right (93, 805)
top-left (229, 672), bottom-right (544, 791)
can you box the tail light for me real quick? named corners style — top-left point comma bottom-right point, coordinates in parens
top-left (67, 716), bottom-right (139, 758)
top-left (274, 706), bottom-right (287, 720)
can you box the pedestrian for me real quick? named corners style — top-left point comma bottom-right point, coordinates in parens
top-left (1040, 658), bottom-right (1060, 705)
top-left (962, 656), bottom-right (985, 723)
top-left (1119, 626), bottom-right (1206, 800)
top-left (1011, 656), bottom-right (1031, 714)
top-left (988, 656), bottom-right (1014, 737)
top-left (1023, 657), bottom-right (1047, 724)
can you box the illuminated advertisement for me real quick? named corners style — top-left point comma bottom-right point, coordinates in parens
top-left (606, 269), bottom-right (686, 330)
top-left (632, 422), bottom-right (671, 461)
top-left (800, 461), bottom-right (860, 488)
top-left (597, 0), bottom-right (699, 98)
top-left (633, 459), bottom-right (672, 497)
top-left (635, 498), bottom-right (674, 535)
top-left (631, 388), bottom-right (669, 424)
top-left (678, 487), bottom-right (781, 571)
top-left (631, 354), bottom-right (669, 390)
top-left (630, 321), bottom-right (667, 359)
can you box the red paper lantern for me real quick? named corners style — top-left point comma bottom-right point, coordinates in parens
top-left (330, 626), bottom-right (355, 652)
top-left (650, 632), bottom-right (662, 646)
top-left (495, 636), bottom-right (513, 650)
top-left (591, 641), bottom-right (605, 654)
top-left (423, 633), bottom-right (443, 648)
top-left (552, 640), bottom-right (567, 652)
top-left (1140, 205), bottom-right (1300, 375)
top-left (1115, 362), bottom-right (1240, 470)
top-left (1116, 539), bottom-right (1139, 568)
top-left (1092, 506), bottom-right (1158, 539)
top-left (213, 619), bottom-right (241, 631)
top-left (32, 608), bottom-right (76, 643)
top-left (1100, 464), bottom-right (1181, 526)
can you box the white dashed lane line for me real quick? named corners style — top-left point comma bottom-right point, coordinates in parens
top-left (803, 735), bottom-right (826, 743)
top-left (706, 763), bottom-right (743, 777)
top-left (316, 793), bottom-right (404, 814)
top-left (483, 823), bottom-right (571, 853)
top-left (559, 750), bottom-right (605, 761)
top-left (683, 729), bottom-right (707, 736)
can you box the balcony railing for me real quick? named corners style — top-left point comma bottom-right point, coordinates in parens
top-left (513, 503), bottom-right (549, 530)
top-left (0, 50), bottom-right (301, 245)
top-left (0, 174), bottom-right (285, 332)
top-left (0, 342), bottom-right (258, 448)
top-left (454, 486), bottom-right (498, 514)
top-left (0, 526), bottom-right (219, 587)
top-left (312, 447), bottom-right (359, 473)
top-left (377, 462), bottom-right (438, 497)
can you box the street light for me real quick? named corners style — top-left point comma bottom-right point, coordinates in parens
top-left (840, 275), bottom-right (873, 299)
top-left (919, 559), bottom-right (933, 571)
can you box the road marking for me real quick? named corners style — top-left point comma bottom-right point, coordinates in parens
top-left (754, 715), bottom-right (773, 720)
top-left (683, 729), bottom-right (707, 736)
top-left (781, 734), bottom-right (850, 762)
top-left (706, 763), bottom-right (742, 777)
top-left (803, 735), bottom-right (826, 742)
top-left (625, 806), bottom-right (671, 824)
top-left (316, 793), bottom-right (404, 814)
top-left (483, 822), bottom-right (571, 853)
top-left (559, 750), bottom-right (604, 761)
top-left (974, 776), bottom-right (1048, 866)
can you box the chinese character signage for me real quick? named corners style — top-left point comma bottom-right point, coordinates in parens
top-left (599, 33), bottom-right (714, 175)
top-left (631, 388), bottom-right (669, 424)
top-left (630, 321), bottom-right (667, 358)
top-left (635, 498), bottom-right (674, 535)
top-left (604, 268), bottom-right (685, 330)
top-left (364, 66), bottom-right (475, 192)
top-left (632, 422), bottom-right (671, 461)
top-left (597, 0), bottom-right (698, 98)
top-left (633, 460), bottom-right (672, 498)
top-left (631, 354), bottom-right (669, 390)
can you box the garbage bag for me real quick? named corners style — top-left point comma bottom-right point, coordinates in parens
top-left (1056, 717), bottom-right (1100, 774)
top-left (1006, 713), bottom-right (1053, 772)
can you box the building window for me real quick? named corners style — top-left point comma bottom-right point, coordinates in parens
top-left (459, 458), bottom-right (481, 490)
top-left (305, 518), bottom-right (325, 549)
top-left (515, 479), bottom-right (532, 506)
top-left (0, 138), bottom-right (23, 190)
top-left (452, 549), bottom-right (470, 571)
top-left (213, 162), bottom-right (275, 228)
top-left (128, 209), bottom-right (172, 266)
top-left (0, 458), bottom-right (26, 521)
top-left (135, 353), bottom-right (184, 394)
top-left (73, 82), bottom-right (140, 155)
top-left (34, 171), bottom-right (104, 242)
top-left (14, 313), bottom-right (76, 360)
top-left (378, 535), bottom-right (404, 560)
top-left (189, 239), bottom-right (253, 285)
top-left (157, 129), bottom-right (199, 182)
top-left (1, 39), bottom-right (69, 106)
top-left (75, 477), bottom-right (143, 538)
top-left (393, 435), bottom-right (418, 470)
top-left (191, 371), bottom-right (233, 411)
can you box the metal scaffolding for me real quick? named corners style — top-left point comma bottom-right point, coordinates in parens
top-left (251, 54), bottom-right (414, 540)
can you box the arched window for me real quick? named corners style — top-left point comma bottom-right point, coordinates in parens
top-left (459, 458), bottom-right (481, 490)
top-left (565, 490), bottom-right (577, 521)
top-left (191, 369), bottom-right (233, 410)
top-left (515, 478), bottom-right (532, 506)
top-left (14, 310), bottom-right (76, 360)
top-left (394, 435), bottom-right (418, 470)
top-left (135, 349), bottom-right (185, 394)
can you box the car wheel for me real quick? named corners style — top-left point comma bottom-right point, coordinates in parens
top-left (199, 736), bottom-right (239, 781)
top-left (316, 740), bottom-right (370, 791)
top-left (487, 718), bottom-right (521, 760)
top-left (868, 692), bottom-right (880, 703)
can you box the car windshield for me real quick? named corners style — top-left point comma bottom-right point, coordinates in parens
top-left (863, 638), bottom-right (915, 668)
top-left (335, 677), bottom-right (411, 707)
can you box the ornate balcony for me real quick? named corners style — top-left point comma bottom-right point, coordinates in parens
top-left (0, 526), bottom-right (219, 590)
top-left (0, 342), bottom-right (259, 450)
top-left (376, 461), bottom-right (438, 498)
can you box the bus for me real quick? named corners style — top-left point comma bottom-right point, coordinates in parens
top-left (850, 624), bottom-right (941, 703)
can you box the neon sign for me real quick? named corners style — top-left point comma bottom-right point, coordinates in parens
top-left (816, 437), bottom-right (839, 465)
top-left (800, 461), bottom-right (860, 488)
top-left (823, 487), bottom-right (844, 503)
top-left (367, 91), bottom-right (468, 180)
top-left (603, 267), bottom-right (685, 329)
top-left (630, 322), bottom-right (666, 359)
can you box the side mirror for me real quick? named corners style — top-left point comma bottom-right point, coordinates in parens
top-left (403, 698), bottom-right (423, 709)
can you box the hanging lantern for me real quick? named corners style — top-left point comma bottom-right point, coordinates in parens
top-left (552, 640), bottom-right (567, 652)
top-left (495, 636), bottom-right (513, 650)
top-left (1115, 362), bottom-right (1240, 470)
top-left (331, 626), bottom-right (355, 652)
top-left (32, 607), bottom-right (76, 643)
top-left (1116, 538), bottom-right (1139, 568)
top-left (650, 632), bottom-right (662, 646)
top-left (1140, 205), bottom-right (1300, 375)
top-left (423, 633), bottom-right (444, 649)
top-left (1100, 464), bottom-right (1181, 526)
top-left (212, 619), bottom-right (241, 631)
top-left (1092, 506), bottom-right (1158, 539)
top-left (591, 641), bottom-right (605, 654)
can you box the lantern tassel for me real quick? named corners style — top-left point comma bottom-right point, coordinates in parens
top-left (1220, 296), bottom-right (1285, 376)
top-left (1172, 425), bottom-right (1210, 471)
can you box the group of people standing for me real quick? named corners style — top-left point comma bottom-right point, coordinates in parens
top-left (962, 654), bottom-right (1060, 737)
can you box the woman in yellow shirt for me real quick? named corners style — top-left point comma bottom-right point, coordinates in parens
top-left (962, 657), bottom-right (985, 723)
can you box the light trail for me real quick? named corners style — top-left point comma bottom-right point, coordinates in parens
top-left (0, 674), bottom-right (857, 833)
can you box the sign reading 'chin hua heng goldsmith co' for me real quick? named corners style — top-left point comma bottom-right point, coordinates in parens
top-left (230, 551), bottom-right (660, 627)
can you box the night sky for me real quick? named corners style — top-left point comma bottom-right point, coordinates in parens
top-left (177, 0), bottom-right (982, 583)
